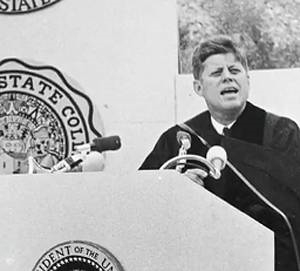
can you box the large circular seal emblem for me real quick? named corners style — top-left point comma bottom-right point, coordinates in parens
top-left (33, 240), bottom-right (125, 271)
top-left (0, 0), bottom-right (62, 14)
top-left (0, 58), bottom-right (103, 174)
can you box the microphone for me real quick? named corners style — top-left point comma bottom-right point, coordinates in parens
top-left (176, 131), bottom-right (191, 150)
top-left (76, 136), bottom-right (121, 153)
top-left (51, 151), bottom-right (106, 173)
top-left (176, 131), bottom-right (192, 172)
top-left (50, 153), bottom-right (84, 173)
top-left (50, 136), bottom-right (121, 173)
top-left (81, 151), bottom-right (105, 172)
top-left (206, 145), bottom-right (227, 172)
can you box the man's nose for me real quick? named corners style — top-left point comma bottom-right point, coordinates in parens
top-left (221, 68), bottom-right (233, 82)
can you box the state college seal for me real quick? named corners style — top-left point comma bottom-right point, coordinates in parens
top-left (33, 240), bottom-right (125, 271)
top-left (0, 58), bottom-right (103, 174)
top-left (0, 0), bottom-right (62, 14)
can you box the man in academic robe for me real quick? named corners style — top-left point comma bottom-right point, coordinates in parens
top-left (139, 35), bottom-right (300, 271)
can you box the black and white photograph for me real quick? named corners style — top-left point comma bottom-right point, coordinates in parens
top-left (0, 0), bottom-right (299, 270)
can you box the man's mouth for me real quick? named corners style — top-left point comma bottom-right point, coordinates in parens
top-left (220, 87), bottom-right (238, 95)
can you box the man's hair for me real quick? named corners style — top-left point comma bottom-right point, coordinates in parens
top-left (192, 35), bottom-right (248, 80)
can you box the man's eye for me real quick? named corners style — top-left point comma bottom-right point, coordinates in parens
top-left (230, 68), bottom-right (241, 74)
top-left (210, 71), bottom-right (222, 76)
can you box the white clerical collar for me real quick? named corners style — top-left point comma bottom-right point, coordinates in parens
top-left (210, 116), bottom-right (235, 135)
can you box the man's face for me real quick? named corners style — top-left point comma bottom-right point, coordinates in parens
top-left (194, 53), bottom-right (249, 116)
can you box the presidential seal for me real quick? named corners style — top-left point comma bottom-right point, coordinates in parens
top-left (0, 58), bottom-right (103, 174)
top-left (0, 0), bottom-right (62, 14)
top-left (33, 240), bottom-right (125, 271)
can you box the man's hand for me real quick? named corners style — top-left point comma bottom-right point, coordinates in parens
top-left (184, 168), bottom-right (208, 186)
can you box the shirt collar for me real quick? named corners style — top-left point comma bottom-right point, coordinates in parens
top-left (210, 116), bottom-right (235, 135)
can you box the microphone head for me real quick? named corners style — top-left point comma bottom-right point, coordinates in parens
top-left (81, 151), bottom-right (105, 172)
top-left (206, 145), bottom-right (227, 170)
top-left (176, 131), bottom-right (191, 149)
top-left (91, 135), bottom-right (121, 152)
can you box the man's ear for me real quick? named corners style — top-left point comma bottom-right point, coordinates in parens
top-left (246, 72), bottom-right (250, 86)
top-left (193, 80), bottom-right (203, 96)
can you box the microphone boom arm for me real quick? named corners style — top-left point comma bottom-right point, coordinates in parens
top-left (160, 154), bottom-right (221, 179)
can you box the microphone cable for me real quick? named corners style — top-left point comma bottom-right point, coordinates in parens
top-left (178, 122), bottom-right (300, 271)
top-left (226, 160), bottom-right (300, 271)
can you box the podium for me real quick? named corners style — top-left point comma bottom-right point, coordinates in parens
top-left (0, 171), bottom-right (273, 270)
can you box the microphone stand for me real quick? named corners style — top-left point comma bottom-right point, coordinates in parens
top-left (176, 144), bottom-right (188, 173)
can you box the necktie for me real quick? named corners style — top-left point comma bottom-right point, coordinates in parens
top-left (223, 127), bottom-right (230, 136)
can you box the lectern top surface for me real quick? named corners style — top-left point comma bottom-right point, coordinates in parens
top-left (0, 171), bottom-right (273, 271)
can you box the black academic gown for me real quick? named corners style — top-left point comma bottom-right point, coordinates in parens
top-left (140, 102), bottom-right (300, 271)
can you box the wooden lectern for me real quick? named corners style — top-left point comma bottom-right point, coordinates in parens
top-left (0, 171), bottom-right (273, 270)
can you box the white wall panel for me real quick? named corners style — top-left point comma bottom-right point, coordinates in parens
top-left (0, 0), bottom-right (178, 173)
